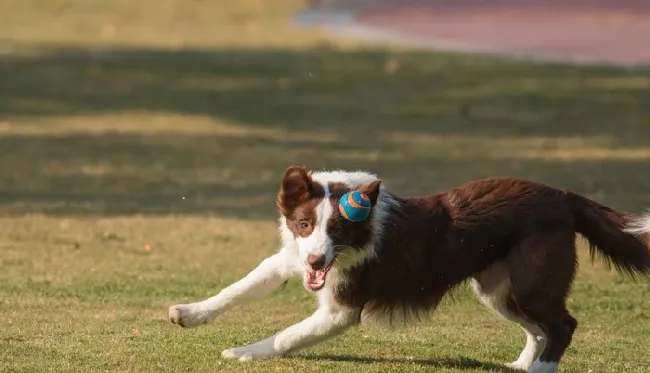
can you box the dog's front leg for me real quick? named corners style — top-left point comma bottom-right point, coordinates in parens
top-left (221, 306), bottom-right (359, 361)
top-left (169, 250), bottom-right (298, 327)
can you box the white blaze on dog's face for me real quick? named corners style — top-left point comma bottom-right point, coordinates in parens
top-left (295, 197), bottom-right (335, 290)
top-left (276, 165), bottom-right (382, 292)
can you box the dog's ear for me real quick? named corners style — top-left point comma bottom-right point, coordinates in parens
top-left (356, 180), bottom-right (381, 206)
top-left (277, 164), bottom-right (313, 217)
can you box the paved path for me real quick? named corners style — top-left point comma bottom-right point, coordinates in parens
top-left (296, 0), bottom-right (650, 66)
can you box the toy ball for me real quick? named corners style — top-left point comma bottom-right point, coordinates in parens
top-left (338, 191), bottom-right (372, 222)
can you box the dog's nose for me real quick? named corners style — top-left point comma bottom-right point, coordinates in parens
top-left (307, 253), bottom-right (326, 270)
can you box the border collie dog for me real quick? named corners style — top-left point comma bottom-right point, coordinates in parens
top-left (169, 165), bottom-right (650, 373)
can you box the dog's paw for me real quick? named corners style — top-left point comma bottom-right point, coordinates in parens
top-left (506, 360), bottom-right (529, 371)
top-left (221, 341), bottom-right (279, 361)
top-left (168, 303), bottom-right (212, 327)
top-left (526, 360), bottom-right (558, 373)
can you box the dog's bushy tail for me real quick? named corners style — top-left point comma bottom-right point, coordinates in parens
top-left (567, 192), bottom-right (650, 279)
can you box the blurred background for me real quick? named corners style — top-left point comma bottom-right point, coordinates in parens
top-left (1, 0), bottom-right (649, 219)
top-left (2, 1), bottom-right (650, 372)
top-left (299, 0), bottom-right (650, 66)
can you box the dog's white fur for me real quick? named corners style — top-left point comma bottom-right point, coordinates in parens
top-left (624, 211), bottom-right (650, 236)
top-left (169, 170), bottom-right (388, 361)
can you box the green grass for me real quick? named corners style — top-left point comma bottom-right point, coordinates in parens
top-left (1, 1), bottom-right (649, 372)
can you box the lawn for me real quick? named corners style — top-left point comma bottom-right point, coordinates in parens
top-left (1, 1), bottom-right (649, 372)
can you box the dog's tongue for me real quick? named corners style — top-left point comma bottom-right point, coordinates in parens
top-left (306, 270), bottom-right (327, 289)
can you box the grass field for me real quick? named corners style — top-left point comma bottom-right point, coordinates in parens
top-left (1, 1), bottom-right (650, 372)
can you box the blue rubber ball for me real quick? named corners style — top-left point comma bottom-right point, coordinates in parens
top-left (338, 191), bottom-right (372, 222)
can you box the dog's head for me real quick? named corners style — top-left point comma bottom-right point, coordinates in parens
top-left (276, 165), bottom-right (382, 291)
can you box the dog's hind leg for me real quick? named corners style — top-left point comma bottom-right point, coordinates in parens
top-left (507, 229), bottom-right (579, 373)
top-left (471, 262), bottom-right (546, 371)
top-left (221, 304), bottom-right (359, 361)
top-left (169, 249), bottom-right (300, 328)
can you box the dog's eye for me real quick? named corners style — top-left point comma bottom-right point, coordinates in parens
top-left (298, 220), bottom-right (311, 230)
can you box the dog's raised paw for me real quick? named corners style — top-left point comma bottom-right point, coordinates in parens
top-left (168, 303), bottom-right (210, 327)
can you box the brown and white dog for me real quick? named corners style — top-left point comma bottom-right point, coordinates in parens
top-left (169, 165), bottom-right (650, 373)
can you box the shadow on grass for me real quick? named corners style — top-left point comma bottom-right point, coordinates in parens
top-left (2, 43), bottom-right (650, 139)
top-left (298, 354), bottom-right (520, 372)
top-left (1, 43), bottom-right (649, 217)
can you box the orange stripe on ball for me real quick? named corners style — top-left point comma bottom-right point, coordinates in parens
top-left (347, 193), bottom-right (371, 209)
top-left (338, 204), bottom-right (351, 219)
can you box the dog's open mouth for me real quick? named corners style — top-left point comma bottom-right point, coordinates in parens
top-left (304, 259), bottom-right (335, 291)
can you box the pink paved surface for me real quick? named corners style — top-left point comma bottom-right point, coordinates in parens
top-left (301, 0), bottom-right (650, 66)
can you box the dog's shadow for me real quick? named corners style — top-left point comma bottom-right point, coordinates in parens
top-left (297, 354), bottom-right (521, 372)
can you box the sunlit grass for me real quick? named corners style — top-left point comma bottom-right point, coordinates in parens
top-left (1, 0), bottom-right (649, 372)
